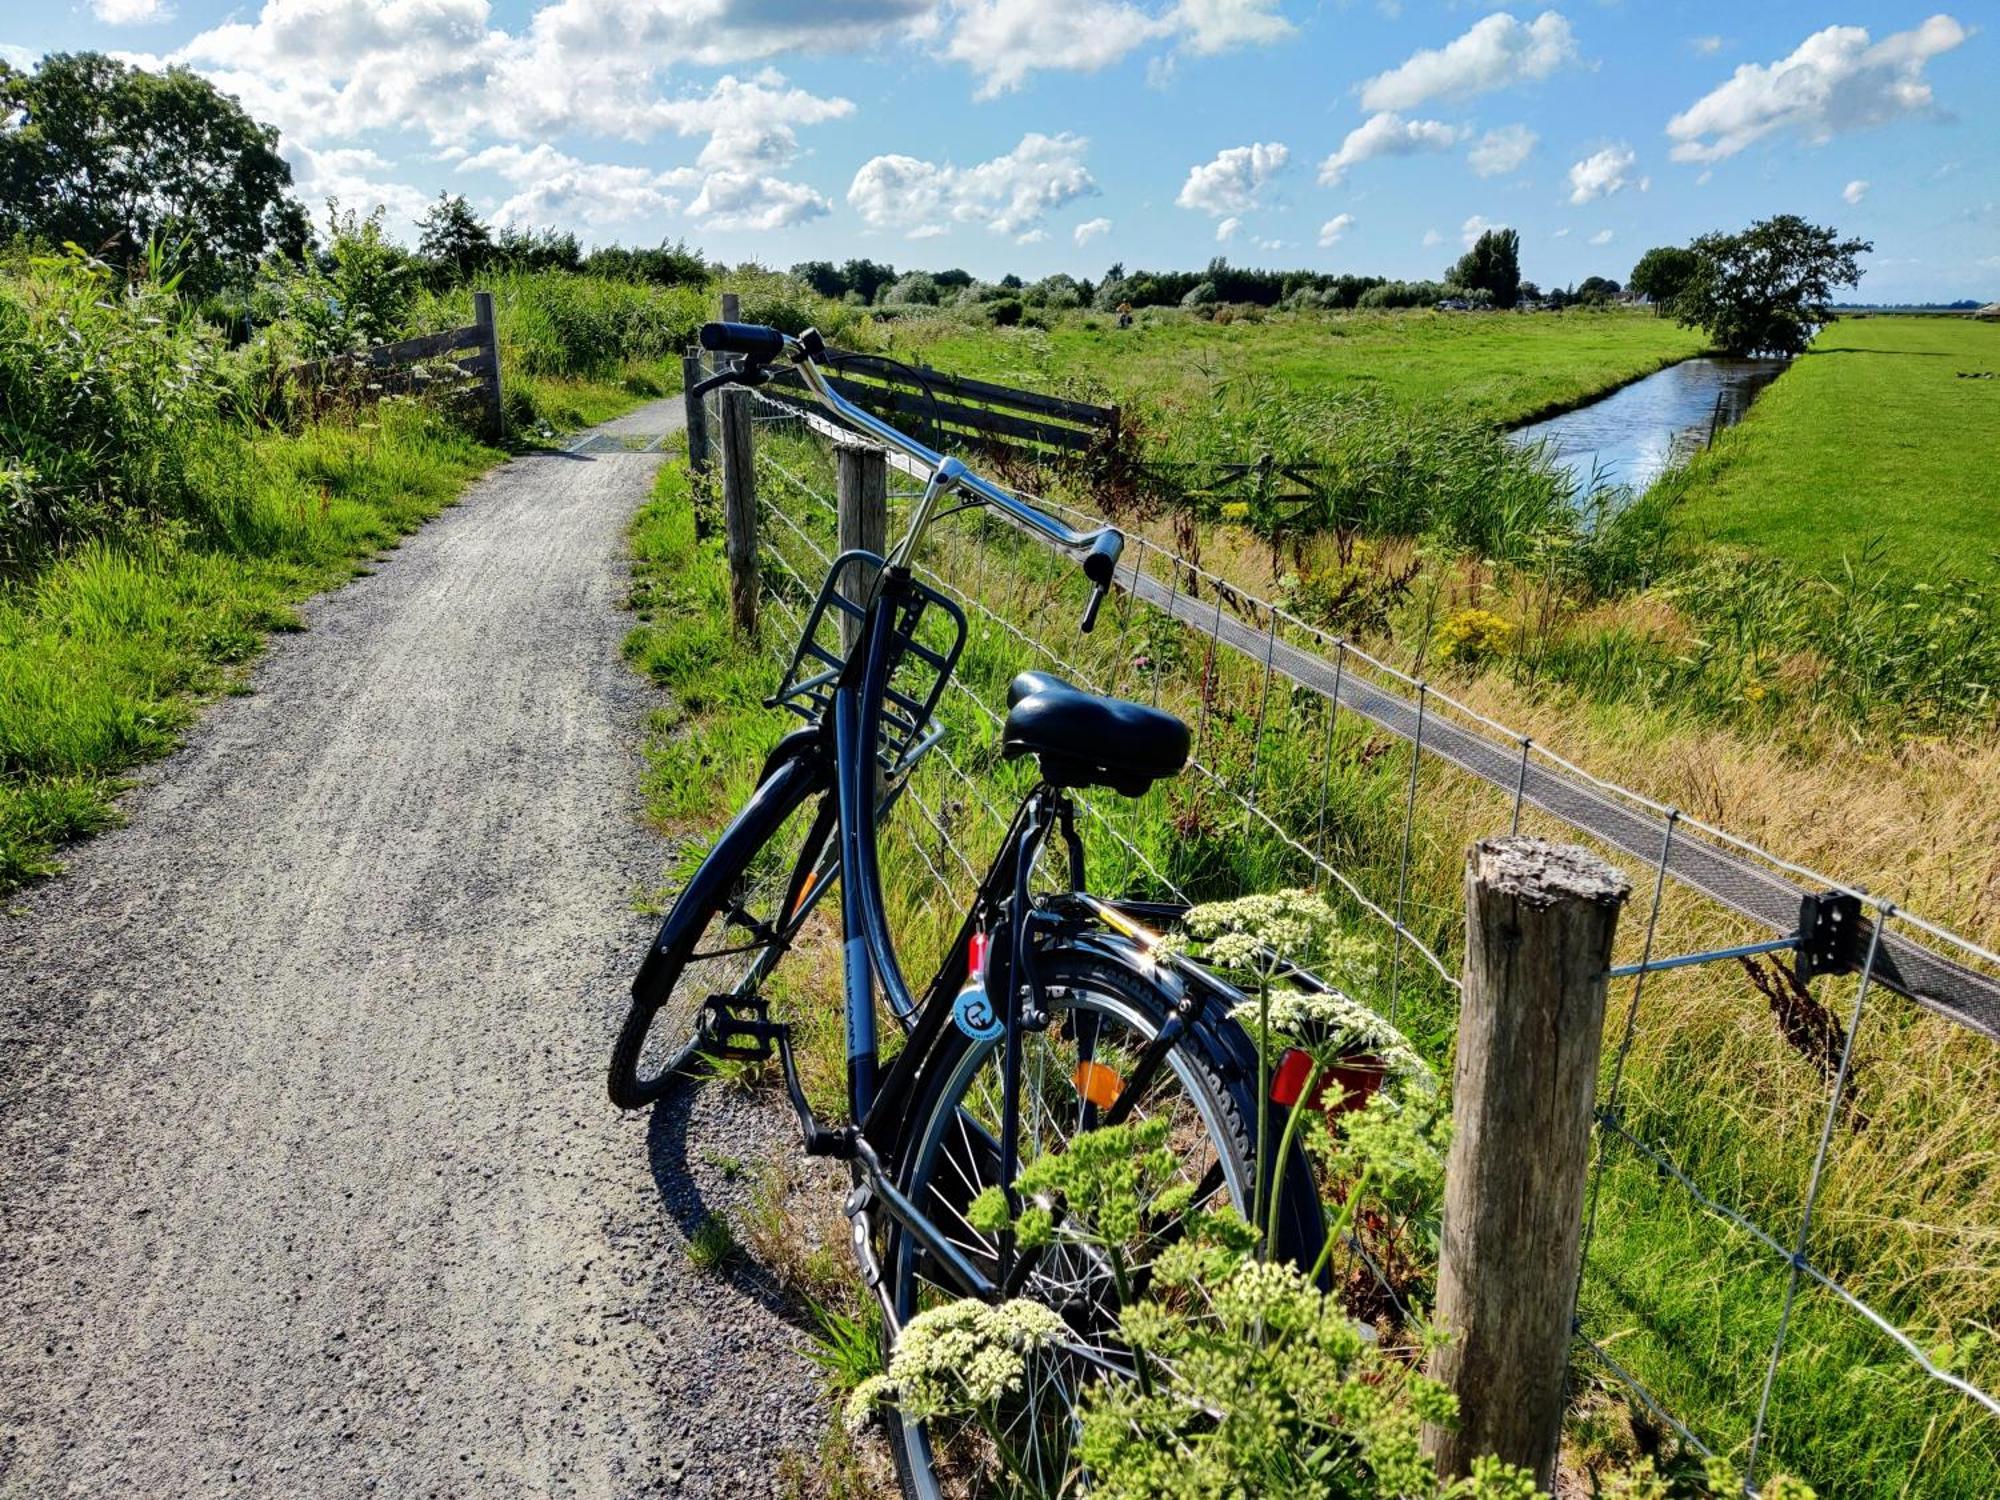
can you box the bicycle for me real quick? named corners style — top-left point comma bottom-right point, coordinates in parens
top-left (610, 320), bottom-right (1325, 1496)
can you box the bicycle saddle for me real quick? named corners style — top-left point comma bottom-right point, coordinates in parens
top-left (1000, 671), bottom-right (1191, 797)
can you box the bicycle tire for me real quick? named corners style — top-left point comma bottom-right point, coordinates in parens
top-left (609, 750), bottom-right (831, 1110)
top-left (879, 949), bottom-right (1324, 1498)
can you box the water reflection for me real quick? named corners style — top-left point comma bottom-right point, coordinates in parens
top-left (1510, 356), bottom-right (1788, 495)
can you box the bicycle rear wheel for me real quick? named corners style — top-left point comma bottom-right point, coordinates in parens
top-left (881, 949), bottom-right (1323, 1498)
top-left (609, 750), bottom-right (832, 1109)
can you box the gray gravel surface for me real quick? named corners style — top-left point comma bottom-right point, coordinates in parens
top-left (0, 400), bottom-right (825, 1498)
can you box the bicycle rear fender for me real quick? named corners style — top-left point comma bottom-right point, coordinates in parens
top-left (629, 740), bottom-right (827, 1007)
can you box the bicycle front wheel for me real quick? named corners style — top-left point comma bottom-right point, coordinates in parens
top-left (882, 949), bottom-right (1322, 1498)
top-left (609, 749), bottom-right (832, 1109)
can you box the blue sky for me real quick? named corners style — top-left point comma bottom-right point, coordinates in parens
top-left (7, 2), bottom-right (1995, 300)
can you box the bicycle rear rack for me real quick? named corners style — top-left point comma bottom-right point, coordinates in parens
top-left (767, 549), bottom-right (968, 772)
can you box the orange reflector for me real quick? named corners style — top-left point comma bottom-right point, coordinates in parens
top-left (791, 870), bottom-right (820, 916)
top-left (1074, 1061), bottom-right (1123, 1109)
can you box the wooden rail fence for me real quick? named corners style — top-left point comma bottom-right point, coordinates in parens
top-left (290, 289), bottom-right (505, 440)
top-left (758, 351), bottom-right (1118, 467)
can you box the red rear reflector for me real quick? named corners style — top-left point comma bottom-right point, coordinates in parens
top-left (1270, 1047), bottom-right (1315, 1107)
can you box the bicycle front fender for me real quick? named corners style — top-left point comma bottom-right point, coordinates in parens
top-left (629, 742), bottom-right (828, 1008)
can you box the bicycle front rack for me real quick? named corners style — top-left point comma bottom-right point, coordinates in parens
top-left (767, 549), bottom-right (969, 773)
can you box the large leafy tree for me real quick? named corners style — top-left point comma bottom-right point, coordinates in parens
top-left (416, 193), bottom-right (494, 286)
top-left (1448, 227), bottom-right (1522, 308)
top-left (1627, 245), bottom-right (1699, 312)
top-left (1674, 215), bottom-right (1871, 356)
top-left (0, 53), bottom-right (309, 295)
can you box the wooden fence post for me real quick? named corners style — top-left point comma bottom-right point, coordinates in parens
top-left (719, 386), bottom-right (758, 637)
top-left (472, 290), bottom-right (504, 441)
top-left (834, 437), bottom-right (888, 656)
top-left (1424, 836), bottom-right (1630, 1489)
top-left (683, 350), bottom-right (713, 538)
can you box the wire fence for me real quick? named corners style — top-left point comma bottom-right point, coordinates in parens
top-left (710, 377), bottom-right (2000, 1494)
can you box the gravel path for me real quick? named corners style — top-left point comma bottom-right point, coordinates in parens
top-left (0, 400), bottom-right (823, 1498)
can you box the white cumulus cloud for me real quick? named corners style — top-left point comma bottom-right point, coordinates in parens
top-left (1074, 216), bottom-right (1113, 245)
top-left (1215, 215), bottom-right (1241, 243)
top-left (847, 132), bottom-right (1098, 239)
top-left (1666, 15), bottom-right (1968, 164)
top-left (944, 0), bottom-right (1289, 97)
top-left (1359, 10), bottom-right (1579, 112)
top-left (460, 143), bottom-right (685, 227)
top-left (1422, 228), bottom-right (1443, 247)
top-left (946, 0), bottom-right (1162, 97)
top-left (1176, 141), bottom-right (1288, 215)
top-left (1844, 178), bottom-right (1870, 205)
top-left (291, 144), bottom-right (434, 231)
top-left (90, 0), bottom-right (170, 23)
top-left (1588, 228), bottom-right (1613, 245)
top-left (172, 0), bottom-right (873, 146)
top-left (1319, 213), bottom-right (1354, 247)
top-left (1568, 143), bottom-right (1636, 203)
top-left (1319, 112), bottom-right (1460, 186)
top-left (1468, 124), bottom-right (1537, 178)
top-left (1461, 213), bottom-right (1506, 248)
top-left (1171, 0), bottom-right (1294, 54)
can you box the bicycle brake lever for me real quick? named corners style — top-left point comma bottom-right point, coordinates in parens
top-left (1079, 579), bottom-right (1110, 634)
top-left (688, 363), bottom-right (773, 401)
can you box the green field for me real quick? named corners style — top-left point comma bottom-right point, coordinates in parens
top-left (891, 305), bottom-right (1710, 426)
top-left (1671, 316), bottom-right (2000, 579)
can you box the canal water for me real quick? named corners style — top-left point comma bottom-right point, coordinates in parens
top-left (1510, 356), bottom-right (1789, 494)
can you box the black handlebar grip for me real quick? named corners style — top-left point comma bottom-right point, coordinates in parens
top-left (699, 321), bottom-right (786, 361)
top-left (1081, 529), bottom-right (1123, 585)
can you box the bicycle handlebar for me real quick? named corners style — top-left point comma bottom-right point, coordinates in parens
top-left (699, 321), bottom-right (787, 361)
top-left (693, 321), bottom-right (1124, 631)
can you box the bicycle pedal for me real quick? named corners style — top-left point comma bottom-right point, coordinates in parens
top-left (696, 995), bottom-right (784, 1061)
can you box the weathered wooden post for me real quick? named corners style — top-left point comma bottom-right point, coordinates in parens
top-left (683, 351), bottom-right (711, 469)
top-left (834, 436), bottom-right (888, 656)
top-left (682, 349), bottom-right (713, 538)
top-left (472, 290), bottom-right (504, 441)
top-left (719, 386), bottom-right (758, 637)
top-left (1423, 836), bottom-right (1630, 1489)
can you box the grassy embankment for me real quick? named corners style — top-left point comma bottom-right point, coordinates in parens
top-left (625, 308), bottom-right (1998, 1495)
top-left (1669, 315), bottom-right (1999, 580)
top-left (891, 304), bottom-right (1710, 426)
top-left (0, 259), bottom-right (794, 892)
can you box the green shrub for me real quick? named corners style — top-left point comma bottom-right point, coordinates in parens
top-left (0, 251), bottom-right (234, 565)
top-left (254, 205), bottom-right (414, 358)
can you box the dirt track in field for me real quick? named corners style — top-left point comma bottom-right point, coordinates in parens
top-left (0, 401), bottom-right (823, 1498)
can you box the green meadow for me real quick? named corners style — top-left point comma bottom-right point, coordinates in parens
top-left (1669, 315), bottom-right (2000, 580)
top-left (891, 305), bottom-right (1710, 425)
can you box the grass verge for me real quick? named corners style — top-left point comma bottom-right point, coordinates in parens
top-left (0, 402), bottom-right (495, 891)
top-left (1668, 315), bottom-right (2000, 581)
